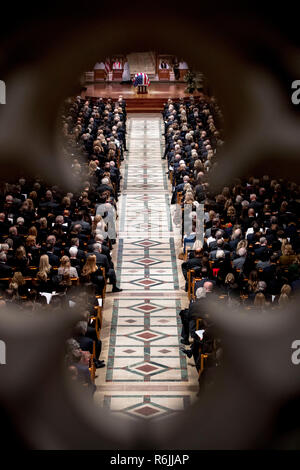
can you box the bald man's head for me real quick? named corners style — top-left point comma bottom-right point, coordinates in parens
top-left (203, 281), bottom-right (213, 293)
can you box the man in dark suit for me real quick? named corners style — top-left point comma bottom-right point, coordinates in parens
top-left (44, 235), bottom-right (60, 266)
top-left (233, 247), bottom-right (247, 270)
top-left (180, 282), bottom-right (215, 348)
top-left (68, 237), bottom-right (86, 265)
top-left (70, 211), bottom-right (91, 233)
top-left (181, 249), bottom-right (203, 291)
top-left (171, 175), bottom-right (190, 204)
top-left (38, 190), bottom-right (59, 215)
top-left (46, 250), bottom-right (59, 267)
top-left (73, 321), bottom-right (104, 369)
top-left (0, 252), bottom-right (13, 278)
top-left (0, 212), bottom-right (10, 236)
top-left (8, 226), bottom-right (23, 249)
top-left (96, 178), bottom-right (115, 200)
top-left (173, 60), bottom-right (180, 80)
top-left (242, 208), bottom-right (257, 230)
top-left (249, 193), bottom-right (263, 213)
top-left (186, 282), bottom-right (218, 351)
top-left (109, 160), bottom-right (122, 190)
top-left (229, 228), bottom-right (242, 252)
top-left (208, 234), bottom-right (230, 254)
top-left (68, 224), bottom-right (88, 248)
top-left (88, 234), bottom-right (112, 266)
top-left (189, 282), bottom-right (216, 319)
top-left (254, 236), bottom-right (268, 259)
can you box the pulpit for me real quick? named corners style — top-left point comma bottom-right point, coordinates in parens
top-left (158, 69), bottom-right (170, 81)
top-left (112, 59), bottom-right (123, 81)
top-left (94, 70), bottom-right (106, 81)
top-left (113, 69), bottom-right (123, 81)
top-left (94, 62), bottom-right (106, 81)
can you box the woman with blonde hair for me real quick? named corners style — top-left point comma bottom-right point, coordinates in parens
top-left (253, 292), bottom-right (270, 311)
top-left (184, 192), bottom-right (195, 205)
top-left (236, 239), bottom-right (248, 252)
top-left (225, 272), bottom-right (235, 285)
top-left (33, 253), bottom-right (51, 292)
top-left (81, 255), bottom-right (98, 277)
top-left (226, 205), bottom-right (236, 218)
top-left (183, 183), bottom-right (192, 193)
top-left (39, 254), bottom-right (51, 275)
top-left (58, 255), bottom-right (78, 278)
top-left (55, 255), bottom-right (77, 289)
top-left (278, 293), bottom-right (290, 306)
top-left (254, 292), bottom-right (267, 310)
top-left (280, 243), bottom-right (296, 265)
top-left (9, 271), bottom-right (28, 297)
top-left (223, 272), bottom-right (240, 299)
top-left (11, 271), bottom-right (25, 286)
top-left (91, 214), bottom-right (105, 235)
top-left (276, 284), bottom-right (292, 306)
top-left (81, 255), bottom-right (105, 294)
top-left (281, 284), bottom-right (292, 297)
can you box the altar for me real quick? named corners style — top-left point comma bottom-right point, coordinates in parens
top-left (86, 52), bottom-right (189, 84)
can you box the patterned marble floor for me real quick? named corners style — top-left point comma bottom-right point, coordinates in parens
top-left (94, 114), bottom-right (198, 420)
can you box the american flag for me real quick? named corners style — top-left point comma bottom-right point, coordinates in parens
top-left (113, 61), bottom-right (122, 69)
top-left (133, 72), bottom-right (150, 87)
top-left (105, 59), bottom-right (111, 74)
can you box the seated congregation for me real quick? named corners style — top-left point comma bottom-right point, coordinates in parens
top-left (0, 95), bottom-right (127, 394)
top-left (163, 96), bottom-right (300, 391)
top-left (0, 89), bottom-right (298, 398)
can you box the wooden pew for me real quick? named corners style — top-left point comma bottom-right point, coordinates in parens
top-left (187, 269), bottom-right (195, 301)
top-left (89, 341), bottom-right (96, 383)
top-left (199, 354), bottom-right (208, 376)
top-left (99, 266), bottom-right (107, 300)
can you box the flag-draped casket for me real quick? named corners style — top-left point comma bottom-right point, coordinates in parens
top-left (133, 73), bottom-right (150, 87)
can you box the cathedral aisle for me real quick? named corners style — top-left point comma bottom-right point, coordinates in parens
top-left (94, 114), bottom-right (198, 420)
